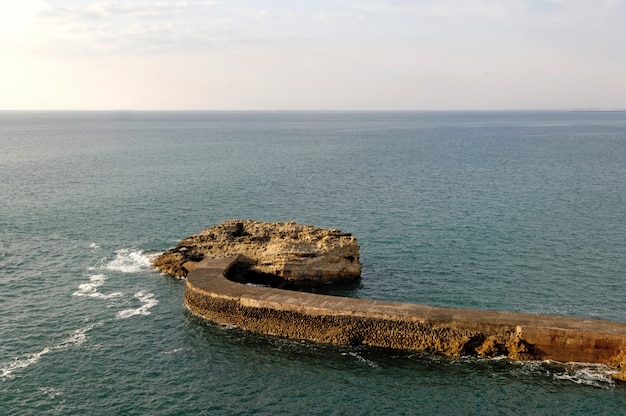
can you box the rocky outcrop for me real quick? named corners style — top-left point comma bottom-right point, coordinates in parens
top-left (153, 220), bottom-right (361, 288)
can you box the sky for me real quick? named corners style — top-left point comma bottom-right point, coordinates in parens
top-left (1, 0), bottom-right (626, 110)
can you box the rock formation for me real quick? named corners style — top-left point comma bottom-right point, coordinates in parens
top-left (153, 219), bottom-right (362, 288)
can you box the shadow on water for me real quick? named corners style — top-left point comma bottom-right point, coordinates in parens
top-left (224, 259), bottom-right (363, 298)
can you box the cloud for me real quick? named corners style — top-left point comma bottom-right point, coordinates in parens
top-left (357, 0), bottom-right (512, 19)
top-left (41, 1), bottom-right (218, 20)
top-left (315, 12), bottom-right (363, 21)
top-left (3, 0), bottom-right (626, 110)
top-left (12, 1), bottom-right (330, 56)
top-left (525, 0), bottom-right (563, 14)
top-left (3, 0), bottom-right (228, 55)
top-left (12, 1), bottom-right (368, 56)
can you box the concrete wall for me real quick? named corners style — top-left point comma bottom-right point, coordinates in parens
top-left (184, 255), bottom-right (626, 375)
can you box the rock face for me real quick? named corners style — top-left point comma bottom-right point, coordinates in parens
top-left (153, 220), bottom-right (362, 288)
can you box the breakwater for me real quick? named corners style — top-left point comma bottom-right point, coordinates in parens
top-left (184, 255), bottom-right (626, 378)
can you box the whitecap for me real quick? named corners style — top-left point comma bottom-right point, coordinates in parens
top-left (72, 274), bottom-right (123, 299)
top-left (116, 291), bottom-right (158, 319)
top-left (105, 249), bottom-right (155, 273)
top-left (163, 348), bottom-right (185, 355)
top-left (1, 347), bottom-right (51, 380)
top-left (514, 360), bottom-right (618, 389)
top-left (1, 323), bottom-right (98, 380)
top-left (57, 324), bottom-right (97, 348)
top-left (551, 363), bottom-right (618, 388)
top-left (39, 386), bottom-right (63, 399)
top-left (343, 351), bottom-right (380, 368)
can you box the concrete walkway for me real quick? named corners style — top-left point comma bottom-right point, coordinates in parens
top-left (185, 255), bottom-right (626, 377)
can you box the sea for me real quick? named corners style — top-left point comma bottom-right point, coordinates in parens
top-left (1, 110), bottom-right (625, 415)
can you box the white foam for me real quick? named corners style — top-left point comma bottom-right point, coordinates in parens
top-left (39, 386), bottom-right (63, 399)
top-left (516, 360), bottom-right (618, 389)
top-left (105, 249), bottom-right (155, 273)
top-left (163, 348), bottom-right (185, 355)
top-left (116, 291), bottom-right (158, 319)
top-left (1, 323), bottom-right (98, 380)
top-left (552, 363), bottom-right (618, 388)
top-left (72, 274), bottom-right (123, 299)
top-left (343, 351), bottom-right (380, 368)
top-left (58, 324), bottom-right (96, 348)
top-left (1, 347), bottom-right (51, 380)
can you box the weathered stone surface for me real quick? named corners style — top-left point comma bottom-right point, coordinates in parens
top-left (153, 219), bottom-right (361, 287)
top-left (184, 256), bottom-right (626, 381)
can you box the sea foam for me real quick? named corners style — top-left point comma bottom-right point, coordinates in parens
top-left (73, 274), bottom-right (123, 299)
top-left (343, 351), bottom-right (380, 369)
top-left (105, 249), bottom-right (155, 273)
top-left (551, 363), bottom-right (619, 388)
top-left (116, 291), bottom-right (158, 319)
top-left (1, 324), bottom-right (97, 380)
top-left (517, 360), bottom-right (618, 389)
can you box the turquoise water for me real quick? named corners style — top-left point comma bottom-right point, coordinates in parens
top-left (1, 111), bottom-right (626, 414)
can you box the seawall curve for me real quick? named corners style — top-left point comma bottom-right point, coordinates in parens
top-left (184, 255), bottom-right (626, 375)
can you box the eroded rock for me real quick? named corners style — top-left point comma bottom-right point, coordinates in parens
top-left (153, 219), bottom-right (362, 288)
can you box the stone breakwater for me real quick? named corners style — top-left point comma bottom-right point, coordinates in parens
top-left (185, 256), bottom-right (626, 381)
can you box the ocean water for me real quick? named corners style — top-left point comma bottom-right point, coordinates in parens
top-left (1, 110), bottom-right (626, 415)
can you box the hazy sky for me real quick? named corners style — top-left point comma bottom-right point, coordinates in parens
top-left (2, 0), bottom-right (625, 110)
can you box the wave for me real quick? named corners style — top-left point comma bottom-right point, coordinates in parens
top-left (516, 360), bottom-right (619, 389)
top-left (1, 347), bottom-right (51, 381)
top-left (342, 351), bottom-right (380, 368)
top-left (163, 348), bottom-right (185, 355)
top-left (4, 247), bottom-right (160, 380)
top-left (105, 249), bottom-right (156, 273)
top-left (1, 323), bottom-right (98, 381)
top-left (72, 274), bottom-right (123, 299)
top-left (550, 362), bottom-right (620, 388)
top-left (74, 248), bottom-right (159, 317)
top-left (39, 386), bottom-right (63, 399)
top-left (116, 291), bottom-right (158, 319)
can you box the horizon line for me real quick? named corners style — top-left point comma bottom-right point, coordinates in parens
top-left (3, 108), bottom-right (620, 113)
